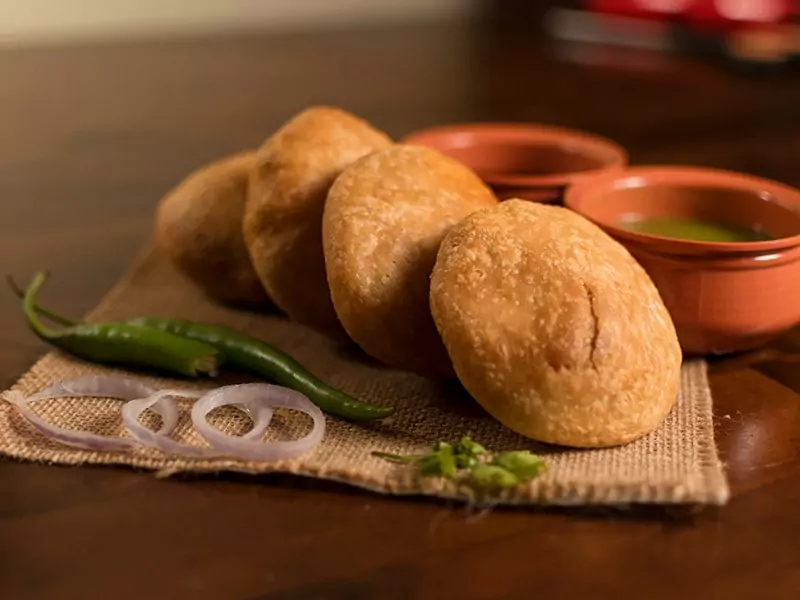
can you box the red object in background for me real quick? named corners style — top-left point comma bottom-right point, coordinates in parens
top-left (584, 0), bottom-right (649, 18)
top-left (689, 0), bottom-right (793, 29)
top-left (584, 0), bottom-right (794, 29)
top-left (586, 0), bottom-right (697, 19)
top-left (555, 1), bottom-right (799, 65)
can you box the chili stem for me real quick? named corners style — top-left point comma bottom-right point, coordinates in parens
top-left (7, 274), bottom-right (78, 327)
top-left (22, 273), bottom-right (62, 339)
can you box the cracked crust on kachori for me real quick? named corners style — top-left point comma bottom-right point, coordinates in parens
top-left (155, 151), bottom-right (268, 304)
top-left (323, 145), bottom-right (498, 379)
top-left (244, 106), bottom-right (392, 337)
top-left (429, 199), bottom-right (681, 447)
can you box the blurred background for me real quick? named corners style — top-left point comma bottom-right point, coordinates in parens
top-left (2, 0), bottom-right (797, 64)
top-left (0, 1), bottom-right (485, 44)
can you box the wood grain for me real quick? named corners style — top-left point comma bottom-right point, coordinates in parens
top-left (1, 19), bottom-right (799, 600)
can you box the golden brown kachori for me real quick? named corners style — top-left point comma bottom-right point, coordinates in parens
top-left (323, 144), bottom-right (498, 378)
top-left (430, 199), bottom-right (682, 447)
top-left (244, 106), bottom-right (392, 337)
top-left (155, 151), bottom-right (267, 304)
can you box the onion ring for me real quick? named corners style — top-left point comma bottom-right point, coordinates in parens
top-left (191, 383), bottom-right (325, 461)
top-left (121, 389), bottom-right (275, 456)
top-left (4, 377), bottom-right (325, 460)
top-left (3, 376), bottom-right (175, 451)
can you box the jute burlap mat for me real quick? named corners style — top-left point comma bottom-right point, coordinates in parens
top-left (0, 245), bottom-right (729, 506)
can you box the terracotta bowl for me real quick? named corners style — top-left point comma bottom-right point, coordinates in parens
top-left (401, 123), bottom-right (628, 205)
top-left (564, 166), bottom-right (800, 355)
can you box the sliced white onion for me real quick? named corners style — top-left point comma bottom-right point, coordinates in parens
top-left (4, 376), bottom-right (175, 452)
top-left (121, 389), bottom-right (206, 455)
top-left (121, 389), bottom-right (275, 456)
top-left (5, 377), bottom-right (325, 461)
top-left (191, 383), bottom-right (325, 461)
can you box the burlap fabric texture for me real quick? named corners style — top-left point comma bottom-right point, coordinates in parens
top-left (0, 246), bottom-right (729, 506)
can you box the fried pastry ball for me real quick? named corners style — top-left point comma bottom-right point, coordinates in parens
top-left (155, 151), bottom-right (268, 304)
top-left (323, 145), bottom-right (498, 378)
top-left (244, 106), bottom-right (392, 337)
top-left (430, 200), bottom-right (682, 447)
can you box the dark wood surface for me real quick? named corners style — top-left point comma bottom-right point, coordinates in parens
top-left (2, 19), bottom-right (800, 600)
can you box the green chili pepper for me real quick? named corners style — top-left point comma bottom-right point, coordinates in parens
top-left (10, 276), bottom-right (394, 422)
top-left (21, 273), bottom-right (221, 378)
top-left (125, 316), bottom-right (394, 421)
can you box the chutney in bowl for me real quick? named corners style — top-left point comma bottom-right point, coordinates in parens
top-left (564, 166), bottom-right (800, 355)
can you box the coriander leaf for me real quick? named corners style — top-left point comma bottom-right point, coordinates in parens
top-left (491, 451), bottom-right (545, 481)
top-left (470, 464), bottom-right (520, 488)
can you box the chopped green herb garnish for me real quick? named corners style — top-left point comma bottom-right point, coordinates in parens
top-left (454, 434), bottom-right (487, 458)
top-left (372, 435), bottom-right (545, 490)
top-left (417, 444), bottom-right (456, 478)
top-left (455, 454), bottom-right (478, 469)
top-left (372, 443), bottom-right (457, 478)
top-left (491, 450), bottom-right (546, 480)
top-left (470, 463), bottom-right (520, 488)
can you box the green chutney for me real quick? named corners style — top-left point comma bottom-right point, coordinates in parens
top-left (620, 217), bottom-right (774, 243)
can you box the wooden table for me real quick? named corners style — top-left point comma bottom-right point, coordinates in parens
top-left (2, 19), bottom-right (799, 600)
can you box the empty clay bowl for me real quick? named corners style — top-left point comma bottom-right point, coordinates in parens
top-left (564, 166), bottom-right (800, 355)
top-left (401, 123), bottom-right (628, 204)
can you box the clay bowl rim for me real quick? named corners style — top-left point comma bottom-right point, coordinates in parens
top-left (400, 122), bottom-right (629, 188)
top-left (563, 165), bottom-right (800, 255)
